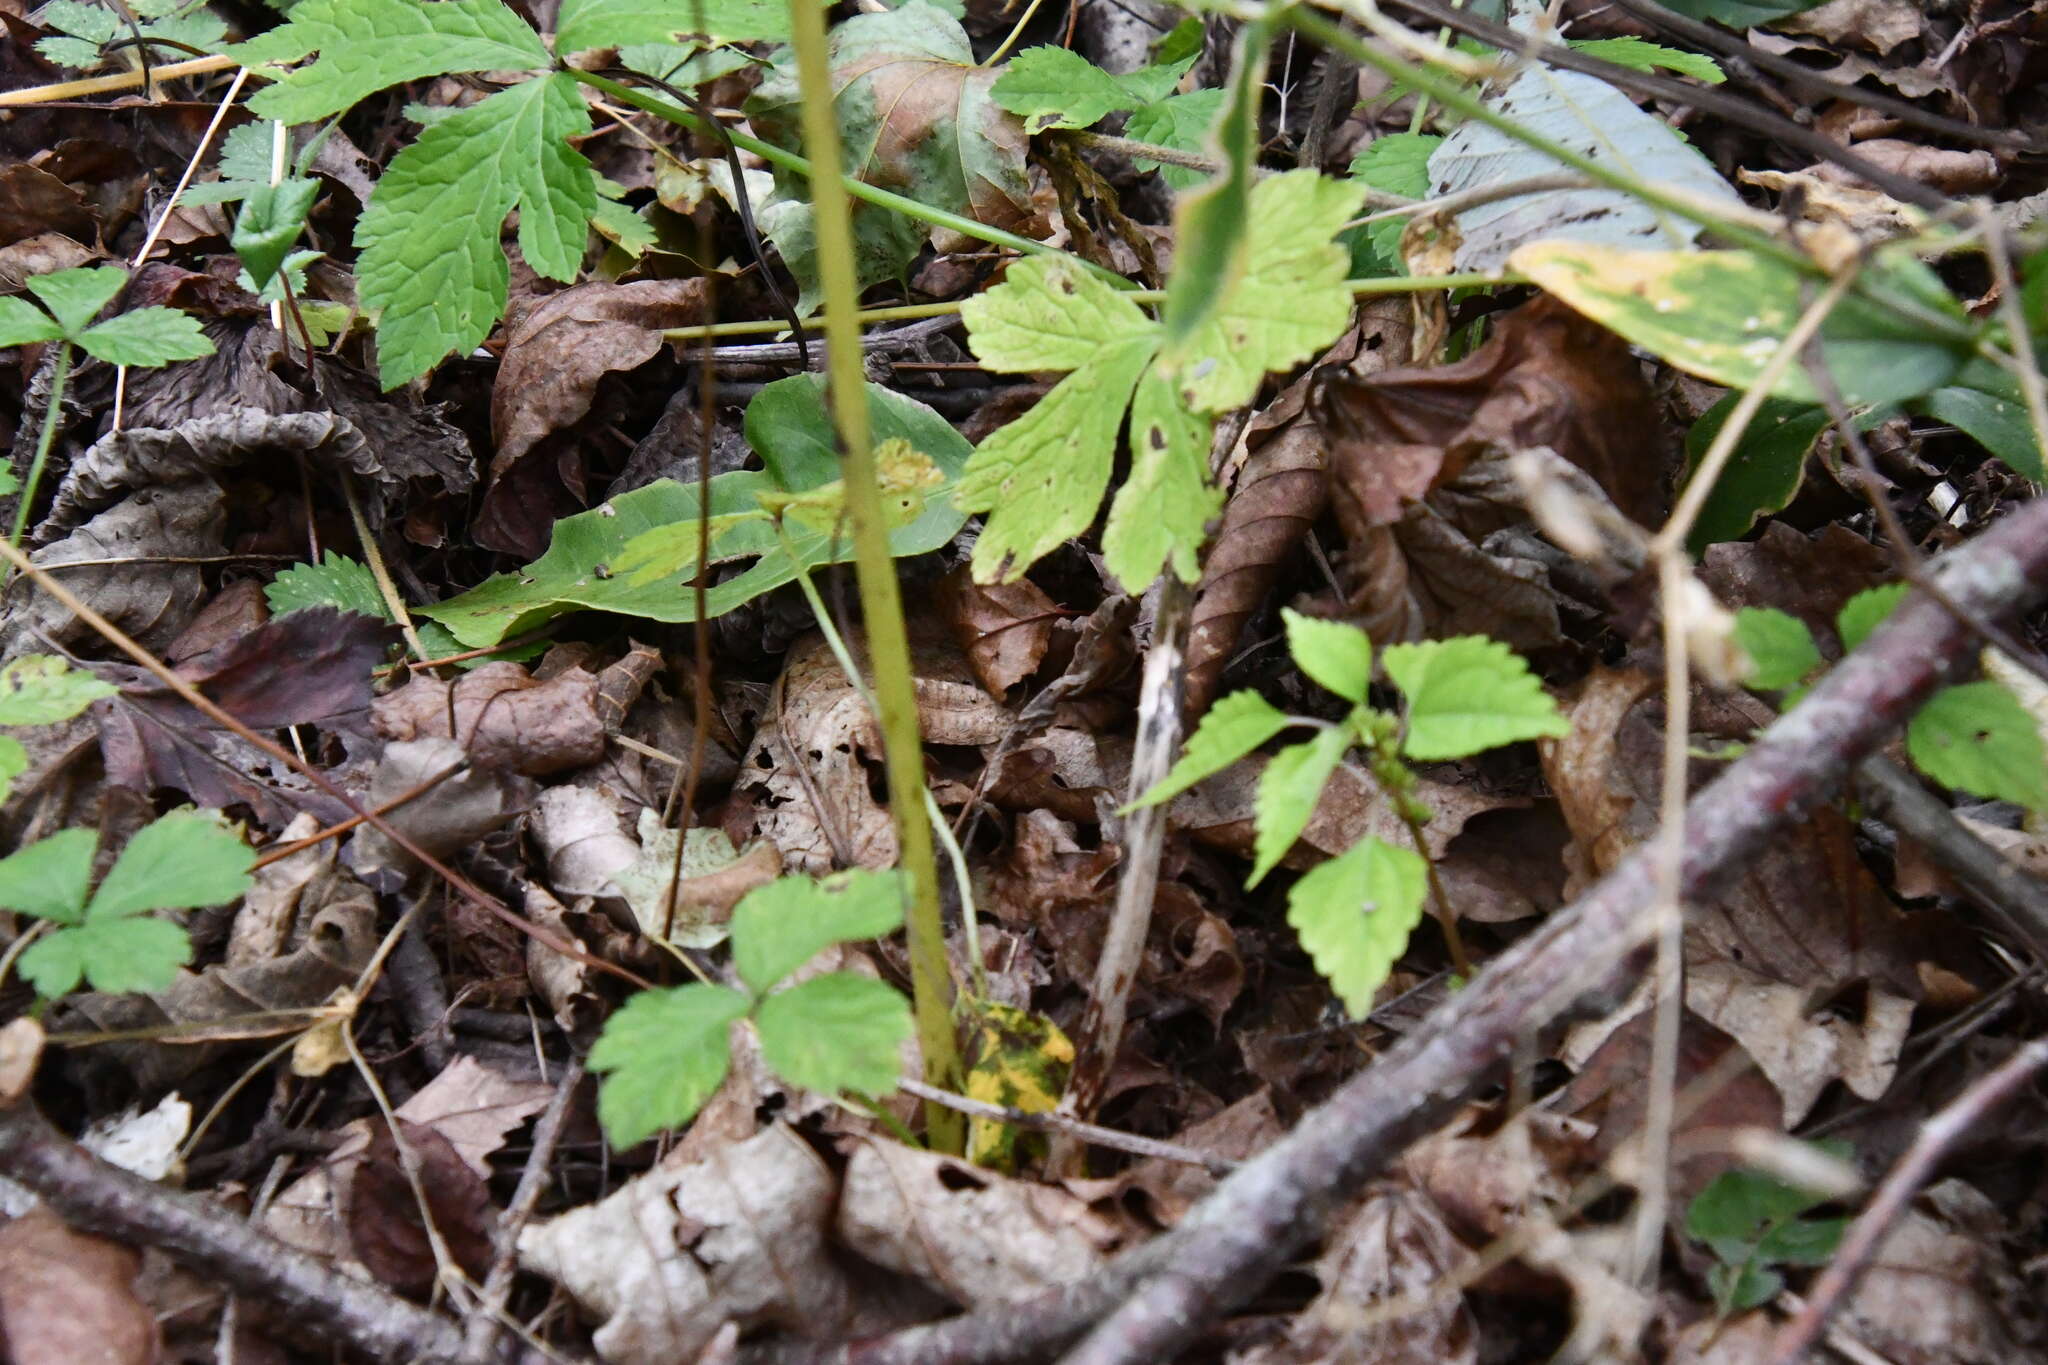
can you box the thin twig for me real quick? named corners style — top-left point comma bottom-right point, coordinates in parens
top-left (899, 1079), bottom-right (1234, 1174)
top-left (460, 1060), bottom-right (586, 1364)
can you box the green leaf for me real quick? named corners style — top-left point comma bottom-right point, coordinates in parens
top-left (1908, 681), bottom-right (2048, 811)
top-left (958, 255), bottom-right (1155, 373)
top-left (1732, 607), bottom-right (1821, 692)
top-left (1128, 689), bottom-right (1294, 811)
top-left (1755, 1214), bottom-right (1848, 1266)
top-left (1345, 133), bottom-right (1440, 275)
top-left (1286, 835), bottom-right (1429, 1016)
top-left (25, 266), bottom-right (126, 335)
top-left (1283, 608), bottom-right (1373, 704)
top-left (1658, 0), bottom-right (1823, 25)
top-left (954, 336), bottom-right (1157, 584)
top-left (555, 0), bottom-right (793, 51)
top-left (1567, 36), bottom-right (1724, 83)
top-left (355, 73), bottom-right (596, 387)
top-left (234, 0), bottom-right (550, 125)
top-left (1513, 244), bottom-right (1976, 407)
top-left (990, 45), bottom-right (1144, 133)
top-left (179, 123), bottom-right (278, 207)
top-left (1250, 726), bottom-right (1352, 886)
top-left (588, 983), bottom-right (750, 1146)
top-left (24, 917), bottom-right (193, 996)
top-left (0, 297), bottom-right (65, 349)
top-left (729, 869), bottom-right (906, 995)
top-left (1915, 380), bottom-right (2045, 482)
top-left (1836, 583), bottom-right (1907, 653)
top-left (754, 972), bottom-right (912, 1098)
top-left (1381, 635), bottom-right (1569, 761)
top-left (1165, 170), bottom-right (1367, 414)
top-left (233, 178), bottom-right (321, 291)
top-left (87, 810), bottom-right (254, 919)
top-left (1157, 19), bottom-right (1266, 359)
top-left (0, 655), bottom-right (115, 726)
top-left (1123, 89), bottom-right (1225, 191)
top-left (0, 828), bottom-right (96, 924)
top-left (0, 736), bottom-right (23, 806)
top-left (1102, 365), bottom-right (1218, 589)
top-left (1710, 1260), bottom-right (1783, 1315)
top-left (422, 377), bottom-right (971, 646)
top-left (1682, 396), bottom-right (1831, 551)
top-left (74, 308), bottom-right (214, 368)
top-left (268, 552), bottom-right (386, 619)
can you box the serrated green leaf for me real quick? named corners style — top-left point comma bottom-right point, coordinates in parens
top-left (16, 930), bottom-right (90, 998)
top-left (1908, 681), bottom-right (2048, 811)
top-left (267, 552), bottom-right (386, 619)
top-left (588, 983), bottom-right (749, 1146)
top-left (555, 0), bottom-right (792, 51)
top-left (1346, 132), bottom-right (1440, 275)
top-left (754, 972), bottom-right (912, 1098)
top-left (1286, 835), bottom-right (1428, 1016)
top-left (88, 810), bottom-right (253, 920)
top-left (1915, 380), bottom-right (2045, 482)
top-left (0, 655), bottom-right (115, 726)
top-left (25, 917), bottom-right (193, 996)
top-left (0, 736), bottom-right (23, 806)
top-left (0, 827), bottom-right (96, 924)
top-left (1123, 89), bottom-right (1224, 190)
top-left (355, 73), bottom-right (596, 387)
top-left (990, 45), bottom-right (1142, 133)
top-left (0, 297), bottom-right (65, 348)
top-left (1250, 725), bottom-right (1352, 886)
top-left (591, 196), bottom-right (658, 257)
top-left (25, 266), bottom-right (126, 335)
top-left (1568, 36), bottom-right (1724, 83)
top-left (1659, 0), bottom-right (1823, 25)
top-left (1166, 170), bottom-right (1367, 414)
top-left (1682, 396), bottom-right (1830, 551)
top-left (1283, 608), bottom-right (1373, 704)
top-left (1128, 689), bottom-right (1294, 811)
top-left (1732, 607), bottom-right (1821, 692)
top-left (234, 0), bottom-right (550, 125)
top-left (959, 255), bottom-right (1155, 374)
top-left (233, 178), bottom-right (320, 291)
top-left (729, 869), bottom-right (906, 996)
top-left (1102, 365), bottom-right (1218, 589)
top-left (1152, 16), bottom-right (1203, 67)
top-left (955, 336), bottom-right (1157, 584)
top-left (1382, 635), bottom-right (1569, 761)
top-left (1686, 1160), bottom-right (1838, 1242)
top-left (1837, 583), bottom-right (1907, 653)
top-left (74, 308), bottom-right (214, 368)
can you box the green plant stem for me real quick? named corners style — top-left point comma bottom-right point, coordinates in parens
top-left (982, 0), bottom-right (1049, 67)
top-left (10, 341), bottom-right (72, 551)
top-left (780, 0), bottom-right (964, 1153)
top-left (569, 69), bottom-right (1130, 293)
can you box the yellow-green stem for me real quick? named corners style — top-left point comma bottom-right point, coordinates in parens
top-left (783, 0), bottom-right (964, 1152)
top-left (10, 341), bottom-right (72, 551)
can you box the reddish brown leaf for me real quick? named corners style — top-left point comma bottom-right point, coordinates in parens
top-left (346, 1120), bottom-right (496, 1299)
top-left (937, 566), bottom-right (1059, 697)
top-left (373, 661), bottom-right (606, 776)
top-left (0, 1208), bottom-right (160, 1365)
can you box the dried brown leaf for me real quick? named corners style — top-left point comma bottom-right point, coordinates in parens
top-left (347, 1120), bottom-right (495, 1298)
top-left (937, 566), bottom-right (1058, 697)
top-left (0, 1208), bottom-right (160, 1365)
top-left (373, 661), bottom-right (605, 776)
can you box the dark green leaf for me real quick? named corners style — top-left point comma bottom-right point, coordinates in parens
top-left (1682, 397), bottom-right (1830, 551)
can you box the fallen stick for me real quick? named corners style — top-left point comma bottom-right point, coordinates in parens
top-left (748, 498), bottom-right (2048, 1365)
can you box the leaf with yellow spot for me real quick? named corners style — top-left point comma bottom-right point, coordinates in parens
top-left (963, 1001), bottom-right (1074, 1172)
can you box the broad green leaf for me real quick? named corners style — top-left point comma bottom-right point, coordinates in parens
top-left (25, 266), bottom-right (126, 335)
top-left (235, 0), bottom-right (551, 125)
top-left (754, 972), bottom-right (912, 1099)
top-left (22, 917), bottom-right (192, 997)
top-left (422, 378), bottom-right (971, 646)
top-left (1128, 689), bottom-right (1293, 810)
top-left (958, 255), bottom-right (1155, 374)
top-left (74, 308), bottom-right (213, 368)
top-left (1513, 244), bottom-right (1976, 407)
top-left (1755, 1214), bottom-right (1848, 1266)
top-left (990, 45), bottom-right (1144, 133)
top-left (1167, 170), bottom-right (1367, 414)
top-left (1908, 681), bottom-right (2048, 811)
top-left (1682, 396), bottom-right (1831, 551)
top-left (1345, 132), bottom-right (1440, 276)
top-left (1731, 607), bottom-right (1821, 692)
top-left (1286, 835), bottom-right (1428, 1016)
top-left (16, 930), bottom-right (91, 998)
top-left (729, 869), bottom-right (907, 995)
top-left (0, 828), bottom-right (96, 924)
top-left (1915, 381), bottom-right (2044, 482)
top-left (555, 0), bottom-right (793, 50)
top-left (1382, 635), bottom-right (1569, 761)
top-left (1283, 608), bottom-right (1373, 704)
top-left (1658, 0), bottom-right (1823, 24)
top-left (1157, 18), bottom-right (1267, 358)
top-left (1250, 726), bottom-right (1352, 886)
top-left (1568, 37), bottom-right (1724, 83)
top-left (1123, 89), bottom-right (1225, 190)
top-left (88, 811), bottom-right (254, 919)
top-left (0, 737), bottom-right (22, 806)
top-left (955, 336), bottom-right (1157, 584)
top-left (1836, 583), bottom-right (1906, 653)
top-left (1102, 366), bottom-right (1218, 589)
top-left (267, 552), bottom-right (386, 619)
top-left (0, 298), bottom-right (64, 348)
top-left (0, 655), bottom-right (115, 726)
top-left (355, 74), bottom-right (596, 387)
top-left (233, 178), bottom-right (321, 291)
top-left (1686, 1159), bottom-right (1840, 1245)
top-left (588, 983), bottom-right (750, 1146)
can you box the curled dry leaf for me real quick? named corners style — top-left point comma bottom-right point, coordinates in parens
top-left (0, 481), bottom-right (224, 653)
top-left (346, 737), bottom-right (538, 890)
top-left (1836, 1179), bottom-right (2028, 1364)
top-left (0, 1208), bottom-right (160, 1365)
top-left (373, 661), bottom-right (606, 776)
top-left (937, 565), bottom-right (1059, 697)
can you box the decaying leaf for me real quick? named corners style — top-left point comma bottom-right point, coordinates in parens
top-left (345, 737), bottom-right (538, 890)
top-left (938, 566), bottom-right (1060, 698)
top-left (0, 1208), bottom-right (160, 1365)
top-left (373, 661), bottom-right (606, 776)
top-left (346, 1119), bottom-right (495, 1298)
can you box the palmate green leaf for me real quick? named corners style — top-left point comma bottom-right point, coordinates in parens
top-left (958, 255), bottom-right (1155, 373)
top-left (554, 0), bottom-right (793, 51)
top-left (1907, 681), bottom-right (2048, 812)
top-left (1250, 725), bottom-right (1352, 886)
top-left (234, 0), bottom-right (550, 125)
top-left (1567, 36), bottom-right (1724, 83)
top-left (588, 983), bottom-right (750, 1146)
top-left (0, 297), bottom-right (65, 349)
top-left (0, 827), bottom-right (96, 924)
top-left (1345, 132), bottom-right (1440, 276)
top-left (355, 73), bottom-right (596, 388)
top-left (1731, 607), bottom-right (1821, 693)
top-left (20, 917), bottom-right (192, 997)
top-left (25, 266), bottom-right (126, 335)
top-left (1283, 608), bottom-right (1373, 704)
top-left (0, 655), bottom-right (115, 727)
top-left (1382, 635), bottom-right (1569, 761)
top-left (1681, 396), bottom-right (1831, 551)
top-left (1837, 583), bottom-right (1907, 653)
top-left (729, 869), bottom-right (906, 996)
top-left (754, 972), bottom-right (912, 1099)
top-left (74, 309), bottom-right (214, 368)
top-left (88, 810), bottom-right (254, 919)
top-left (1286, 835), bottom-right (1428, 1016)
top-left (1102, 364), bottom-right (1218, 588)
top-left (1123, 89), bottom-right (1225, 190)
top-left (1128, 689), bottom-right (1294, 811)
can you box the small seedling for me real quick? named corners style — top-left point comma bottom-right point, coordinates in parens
top-left (1686, 1151), bottom-right (1849, 1315)
top-left (0, 655), bottom-right (115, 804)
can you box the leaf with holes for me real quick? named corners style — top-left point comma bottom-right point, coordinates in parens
top-left (1907, 681), bottom-right (2048, 812)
